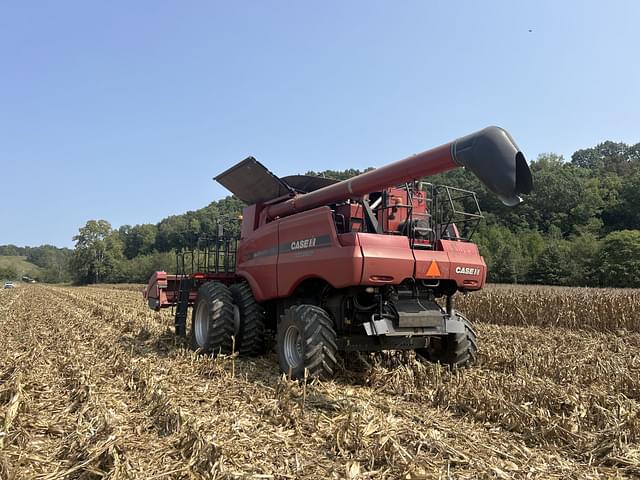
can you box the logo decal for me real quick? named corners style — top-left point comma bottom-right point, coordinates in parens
top-left (281, 234), bottom-right (332, 253)
top-left (455, 266), bottom-right (481, 276)
top-left (291, 237), bottom-right (317, 250)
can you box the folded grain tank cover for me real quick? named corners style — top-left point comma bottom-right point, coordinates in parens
top-left (214, 157), bottom-right (293, 204)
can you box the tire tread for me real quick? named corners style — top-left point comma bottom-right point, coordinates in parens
top-left (277, 304), bottom-right (338, 379)
top-left (190, 282), bottom-right (236, 354)
top-left (417, 312), bottom-right (478, 368)
top-left (230, 282), bottom-right (266, 356)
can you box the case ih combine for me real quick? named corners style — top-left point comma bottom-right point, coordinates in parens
top-left (145, 126), bottom-right (532, 378)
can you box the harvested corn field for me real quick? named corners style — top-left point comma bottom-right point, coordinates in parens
top-left (1, 285), bottom-right (639, 479)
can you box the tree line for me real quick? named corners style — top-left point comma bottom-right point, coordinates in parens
top-left (0, 244), bottom-right (72, 282)
top-left (2, 139), bottom-right (639, 287)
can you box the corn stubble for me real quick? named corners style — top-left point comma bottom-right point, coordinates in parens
top-left (0, 284), bottom-right (638, 479)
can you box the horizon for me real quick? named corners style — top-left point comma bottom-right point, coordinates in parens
top-left (2, 1), bottom-right (639, 248)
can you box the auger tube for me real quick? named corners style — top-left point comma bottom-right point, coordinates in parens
top-left (265, 126), bottom-right (532, 220)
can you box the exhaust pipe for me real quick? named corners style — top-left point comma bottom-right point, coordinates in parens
top-left (452, 126), bottom-right (532, 206)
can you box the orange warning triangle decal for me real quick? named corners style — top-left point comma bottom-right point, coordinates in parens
top-left (425, 260), bottom-right (441, 277)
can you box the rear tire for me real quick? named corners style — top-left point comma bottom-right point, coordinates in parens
top-left (190, 282), bottom-right (236, 354)
top-left (230, 282), bottom-right (266, 356)
top-left (277, 305), bottom-right (338, 380)
top-left (417, 313), bottom-right (477, 368)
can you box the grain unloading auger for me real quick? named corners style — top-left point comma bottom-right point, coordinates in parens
top-left (144, 126), bottom-right (532, 378)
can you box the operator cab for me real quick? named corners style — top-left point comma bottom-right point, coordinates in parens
top-left (331, 182), bottom-right (483, 249)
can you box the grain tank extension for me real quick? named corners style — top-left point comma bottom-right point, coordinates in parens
top-left (144, 126), bottom-right (532, 378)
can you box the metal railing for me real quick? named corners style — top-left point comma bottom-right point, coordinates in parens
top-left (175, 235), bottom-right (238, 276)
top-left (430, 184), bottom-right (483, 242)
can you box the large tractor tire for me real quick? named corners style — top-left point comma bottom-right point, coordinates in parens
top-left (417, 313), bottom-right (477, 368)
top-left (277, 305), bottom-right (338, 380)
top-left (190, 281), bottom-right (237, 354)
top-left (230, 282), bottom-right (266, 356)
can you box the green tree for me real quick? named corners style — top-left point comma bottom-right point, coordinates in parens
top-left (474, 224), bottom-right (528, 283)
top-left (491, 242), bottom-right (525, 283)
top-left (122, 224), bottom-right (158, 259)
top-left (597, 230), bottom-right (640, 287)
top-left (70, 220), bottom-right (123, 284)
top-left (158, 215), bottom-right (191, 251)
top-left (565, 233), bottom-right (600, 286)
top-left (601, 172), bottom-right (640, 232)
top-left (518, 229), bottom-right (546, 282)
top-left (571, 141), bottom-right (640, 177)
top-left (0, 245), bottom-right (26, 256)
top-left (155, 196), bottom-right (244, 251)
top-left (117, 251), bottom-right (175, 283)
top-left (515, 154), bottom-right (603, 236)
top-left (529, 240), bottom-right (572, 285)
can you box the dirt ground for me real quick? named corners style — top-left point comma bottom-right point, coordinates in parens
top-left (1, 285), bottom-right (638, 479)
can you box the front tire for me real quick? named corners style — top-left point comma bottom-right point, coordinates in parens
top-left (190, 282), bottom-right (236, 354)
top-left (417, 313), bottom-right (477, 368)
top-left (276, 305), bottom-right (338, 380)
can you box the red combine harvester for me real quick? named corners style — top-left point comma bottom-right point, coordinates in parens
top-left (145, 126), bottom-right (532, 378)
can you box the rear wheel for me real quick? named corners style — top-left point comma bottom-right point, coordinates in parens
top-left (230, 282), bottom-right (266, 356)
top-left (417, 313), bottom-right (477, 368)
top-left (277, 305), bottom-right (338, 379)
top-left (190, 282), bottom-right (236, 354)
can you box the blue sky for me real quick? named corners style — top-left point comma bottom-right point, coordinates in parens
top-left (1, 1), bottom-right (639, 248)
